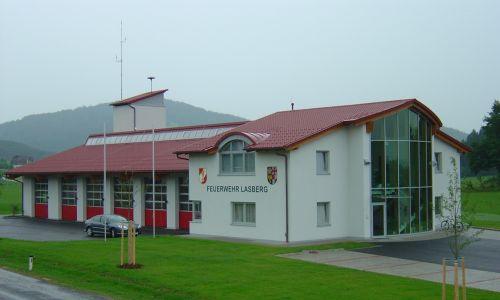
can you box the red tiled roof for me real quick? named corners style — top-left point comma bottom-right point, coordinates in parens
top-left (7, 139), bottom-right (193, 177)
top-left (177, 98), bottom-right (442, 153)
top-left (110, 89), bottom-right (168, 106)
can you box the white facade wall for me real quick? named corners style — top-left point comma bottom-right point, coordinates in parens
top-left (133, 176), bottom-right (145, 225)
top-left (76, 177), bottom-right (86, 221)
top-left (432, 137), bottom-right (462, 227)
top-left (103, 176), bottom-right (114, 215)
top-left (346, 125), bottom-right (372, 238)
top-left (113, 106), bottom-right (135, 132)
top-left (112, 94), bottom-right (166, 132)
top-left (47, 176), bottom-right (61, 219)
top-left (189, 150), bottom-right (287, 242)
top-left (22, 176), bottom-right (34, 217)
top-left (166, 174), bottom-right (180, 229)
top-left (288, 129), bottom-right (350, 242)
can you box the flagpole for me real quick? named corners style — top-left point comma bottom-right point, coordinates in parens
top-left (152, 128), bottom-right (156, 238)
top-left (103, 123), bottom-right (107, 242)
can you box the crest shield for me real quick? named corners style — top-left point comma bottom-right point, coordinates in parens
top-left (199, 168), bottom-right (207, 184)
top-left (267, 166), bottom-right (277, 185)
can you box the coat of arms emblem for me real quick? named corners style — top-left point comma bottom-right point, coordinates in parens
top-left (199, 168), bottom-right (207, 184)
top-left (267, 166), bottom-right (277, 185)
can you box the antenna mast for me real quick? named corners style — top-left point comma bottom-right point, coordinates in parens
top-left (116, 21), bottom-right (126, 100)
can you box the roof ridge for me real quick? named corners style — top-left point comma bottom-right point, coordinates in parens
top-left (273, 98), bottom-right (415, 114)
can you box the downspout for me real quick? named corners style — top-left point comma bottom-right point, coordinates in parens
top-left (12, 177), bottom-right (23, 216)
top-left (127, 104), bottom-right (137, 130)
top-left (277, 152), bottom-right (289, 243)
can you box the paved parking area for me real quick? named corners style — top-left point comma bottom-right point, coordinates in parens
top-left (0, 216), bottom-right (89, 241)
top-left (280, 249), bottom-right (500, 293)
top-left (355, 229), bottom-right (500, 273)
top-left (0, 215), bottom-right (188, 241)
top-left (280, 230), bottom-right (500, 293)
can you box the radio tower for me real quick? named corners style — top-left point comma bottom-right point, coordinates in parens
top-left (116, 21), bottom-right (126, 100)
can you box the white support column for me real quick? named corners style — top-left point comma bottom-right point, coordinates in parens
top-left (76, 176), bottom-right (86, 221)
top-left (133, 176), bottom-right (144, 226)
top-left (48, 176), bottom-right (61, 220)
top-left (22, 176), bottom-right (34, 217)
top-left (166, 174), bottom-right (179, 229)
top-left (104, 176), bottom-right (114, 215)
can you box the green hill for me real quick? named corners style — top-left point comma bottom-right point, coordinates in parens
top-left (0, 99), bottom-right (245, 153)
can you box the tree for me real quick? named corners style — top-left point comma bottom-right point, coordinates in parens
top-left (469, 100), bottom-right (500, 175)
top-left (440, 157), bottom-right (481, 259)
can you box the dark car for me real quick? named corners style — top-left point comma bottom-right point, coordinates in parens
top-left (84, 214), bottom-right (142, 238)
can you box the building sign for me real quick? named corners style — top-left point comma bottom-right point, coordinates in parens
top-left (267, 166), bottom-right (277, 185)
top-left (199, 168), bottom-right (207, 184)
top-left (206, 185), bottom-right (268, 193)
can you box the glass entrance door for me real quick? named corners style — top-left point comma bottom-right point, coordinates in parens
top-left (372, 203), bottom-right (386, 237)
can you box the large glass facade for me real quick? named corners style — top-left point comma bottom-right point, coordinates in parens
top-left (371, 109), bottom-right (433, 235)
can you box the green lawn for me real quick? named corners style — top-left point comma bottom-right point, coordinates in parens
top-left (0, 237), bottom-right (498, 299)
top-left (463, 191), bottom-right (500, 229)
top-left (0, 180), bottom-right (21, 215)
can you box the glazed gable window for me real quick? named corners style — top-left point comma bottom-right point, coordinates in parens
top-left (219, 139), bottom-right (255, 174)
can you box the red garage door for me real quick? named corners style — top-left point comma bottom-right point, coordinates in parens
top-left (34, 178), bottom-right (48, 219)
top-left (144, 177), bottom-right (167, 227)
top-left (114, 177), bottom-right (134, 220)
top-left (86, 177), bottom-right (104, 218)
top-left (61, 177), bottom-right (77, 221)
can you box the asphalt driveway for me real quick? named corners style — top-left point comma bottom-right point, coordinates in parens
top-left (0, 216), bottom-right (89, 241)
top-left (0, 215), bottom-right (187, 241)
top-left (354, 229), bottom-right (500, 273)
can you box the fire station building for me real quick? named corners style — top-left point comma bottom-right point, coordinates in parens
top-left (7, 90), bottom-right (470, 242)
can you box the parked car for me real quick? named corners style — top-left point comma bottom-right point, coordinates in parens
top-left (84, 214), bottom-right (142, 238)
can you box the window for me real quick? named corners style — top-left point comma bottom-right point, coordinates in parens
top-left (316, 151), bottom-right (330, 175)
top-left (434, 152), bottom-right (442, 173)
top-left (220, 140), bottom-right (255, 174)
top-left (192, 201), bottom-right (202, 221)
top-left (86, 177), bottom-right (103, 207)
top-left (144, 178), bottom-right (167, 209)
top-left (435, 196), bottom-right (443, 215)
top-left (34, 178), bottom-right (48, 204)
top-left (317, 202), bottom-right (330, 226)
top-left (232, 202), bottom-right (256, 226)
top-left (113, 177), bottom-right (133, 208)
top-left (61, 178), bottom-right (77, 205)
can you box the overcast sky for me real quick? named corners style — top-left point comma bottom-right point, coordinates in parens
top-left (1, 0), bottom-right (499, 133)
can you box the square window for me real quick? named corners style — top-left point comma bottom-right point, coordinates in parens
top-left (232, 202), bottom-right (256, 226)
top-left (316, 151), bottom-right (330, 175)
top-left (317, 202), bottom-right (330, 226)
top-left (434, 152), bottom-right (442, 173)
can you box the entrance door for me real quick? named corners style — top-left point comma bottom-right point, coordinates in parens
top-left (372, 203), bottom-right (386, 237)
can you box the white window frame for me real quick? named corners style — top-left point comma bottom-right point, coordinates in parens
top-left (317, 202), bottom-right (331, 227)
top-left (86, 177), bottom-right (103, 207)
top-left (231, 202), bottom-right (256, 226)
top-left (219, 137), bottom-right (255, 175)
top-left (316, 150), bottom-right (330, 175)
top-left (192, 200), bottom-right (202, 222)
top-left (113, 177), bottom-right (134, 209)
top-left (61, 177), bottom-right (77, 206)
top-left (34, 178), bottom-right (48, 204)
top-left (144, 177), bottom-right (167, 210)
top-left (434, 152), bottom-right (443, 173)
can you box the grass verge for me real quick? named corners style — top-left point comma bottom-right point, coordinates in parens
top-left (0, 237), bottom-right (498, 299)
top-left (463, 191), bottom-right (500, 229)
top-left (0, 180), bottom-right (21, 215)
